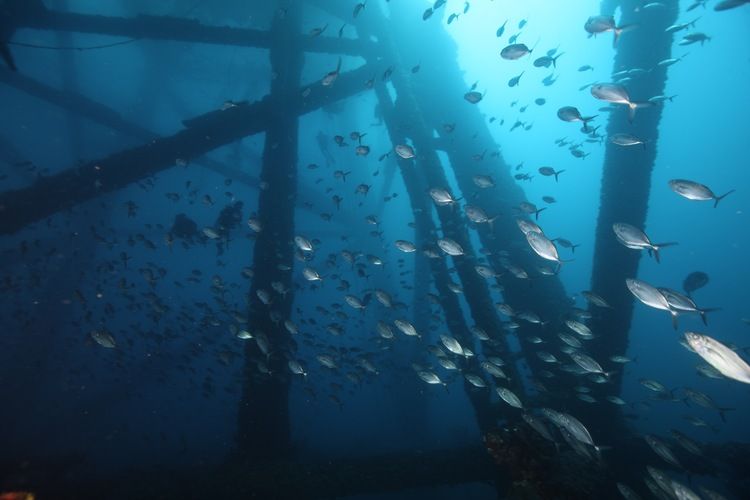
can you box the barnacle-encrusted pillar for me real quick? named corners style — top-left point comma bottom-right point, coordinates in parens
top-left (579, 0), bottom-right (678, 431)
top-left (235, 7), bottom-right (301, 460)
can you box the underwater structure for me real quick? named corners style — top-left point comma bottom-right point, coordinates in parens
top-left (1, 1), bottom-right (748, 499)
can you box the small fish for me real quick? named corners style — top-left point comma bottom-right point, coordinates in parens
top-left (464, 90), bottom-right (484, 103)
top-left (557, 106), bottom-right (597, 129)
top-left (538, 166), bottom-right (565, 182)
top-left (496, 20), bottom-right (507, 38)
top-left (90, 330), bottom-right (116, 348)
top-left (395, 144), bottom-right (415, 159)
top-left (679, 32), bottom-right (711, 45)
top-left (508, 71), bottom-right (524, 87)
top-left (322, 57), bottom-right (342, 86)
top-left (668, 179), bottom-right (734, 207)
top-left (533, 53), bottom-right (563, 68)
top-left (353, 1), bottom-right (366, 18)
top-left (610, 133), bottom-right (647, 148)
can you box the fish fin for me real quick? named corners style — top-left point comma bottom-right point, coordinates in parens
top-left (713, 189), bottom-right (735, 208)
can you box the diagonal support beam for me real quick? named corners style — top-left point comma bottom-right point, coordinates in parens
top-left (0, 62), bottom-right (376, 234)
top-left (15, 6), bottom-right (374, 57)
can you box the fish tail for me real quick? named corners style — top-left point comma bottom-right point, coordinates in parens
top-left (554, 170), bottom-right (565, 182)
top-left (699, 307), bottom-right (721, 325)
top-left (670, 310), bottom-right (679, 330)
top-left (535, 207), bottom-right (547, 220)
top-left (713, 189), bottom-right (735, 208)
top-left (651, 242), bottom-right (677, 263)
top-left (571, 244), bottom-right (580, 253)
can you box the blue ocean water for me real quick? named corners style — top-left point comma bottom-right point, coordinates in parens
top-left (0, 1), bottom-right (748, 499)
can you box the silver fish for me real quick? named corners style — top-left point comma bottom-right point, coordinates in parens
top-left (613, 223), bottom-right (677, 263)
top-left (668, 179), bottom-right (734, 207)
top-left (591, 83), bottom-right (648, 121)
top-left (685, 332), bottom-right (750, 384)
top-left (526, 231), bottom-right (564, 266)
top-left (437, 238), bottom-right (464, 256)
top-left (496, 387), bottom-right (523, 408)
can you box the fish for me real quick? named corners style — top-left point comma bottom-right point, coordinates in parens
top-left (582, 291), bottom-right (611, 308)
top-left (288, 360), bottom-right (307, 377)
top-left (90, 330), bottom-right (116, 348)
top-left (464, 90), bottom-right (484, 103)
top-left (590, 83), bottom-right (649, 121)
top-left (496, 387), bottom-right (523, 408)
top-left (658, 288), bottom-right (718, 325)
top-left (395, 144), bottom-right (415, 159)
top-left (683, 271), bottom-right (709, 296)
top-left (684, 332), bottom-right (750, 384)
top-left (645, 435), bottom-right (682, 468)
top-left (394, 240), bottom-right (417, 253)
top-left (500, 43), bottom-right (532, 60)
top-left (538, 166), bottom-right (565, 182)
top-left (429, 188), bottom-right (460, 206)
top-left (322, 57), bottom-right (342, 86)
top-left (518, 201), bottom-right (546, 220)
top-left (679, 32), bottom-right (711, 45)
top-left (418, 371), bottom-right (446, 386)
top-left (394, 319), bottom-right (419, 337)
top-left (626, 278), bottom-right (677, 326)
top-left (440, 335), bottom-right (465, 356)
top-left (353, 1), bottom-right (366, 18)
top-left (668, 179), bottom-right (735, 207)
top-left (584, 15), bottom-right (635, 45)
top-left (714, 0), bottom-right (750, 10)
top-left (496, 20), bottom-right (507, 38)
top-left (508, 72), bottom-right (524, 87)
top-left (437, 238), bottom-right (464, 256)
top-left (570, 351), bottom-right (607, 376)
top-left (472, 175), bottom-right (495, 188)
top-left (609, 133), bottom-right (647, 148)
top-left (294, 235), bottom-right (314, 252)
top-left (526, 231), bottom-right (566, 268)
top-left (612, 223), bottom-right (677, 263)
top-left (533, 53), bottom-right (563, 68)
top-left (557, 106), bottom-right (597, 129)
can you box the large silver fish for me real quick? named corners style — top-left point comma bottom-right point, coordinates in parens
top-left (612, 222), bottom-right (677, 263)
top-left (668, 179), bottom-right (735, 207)
top-left (626, 278), bottom-right (678, 327)
top-left (591, 83), bottom-right (649, 121)
top-left (685, 332), bottom-right (750, 384)
top-left (584, 15), bottom-right (635, 45)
